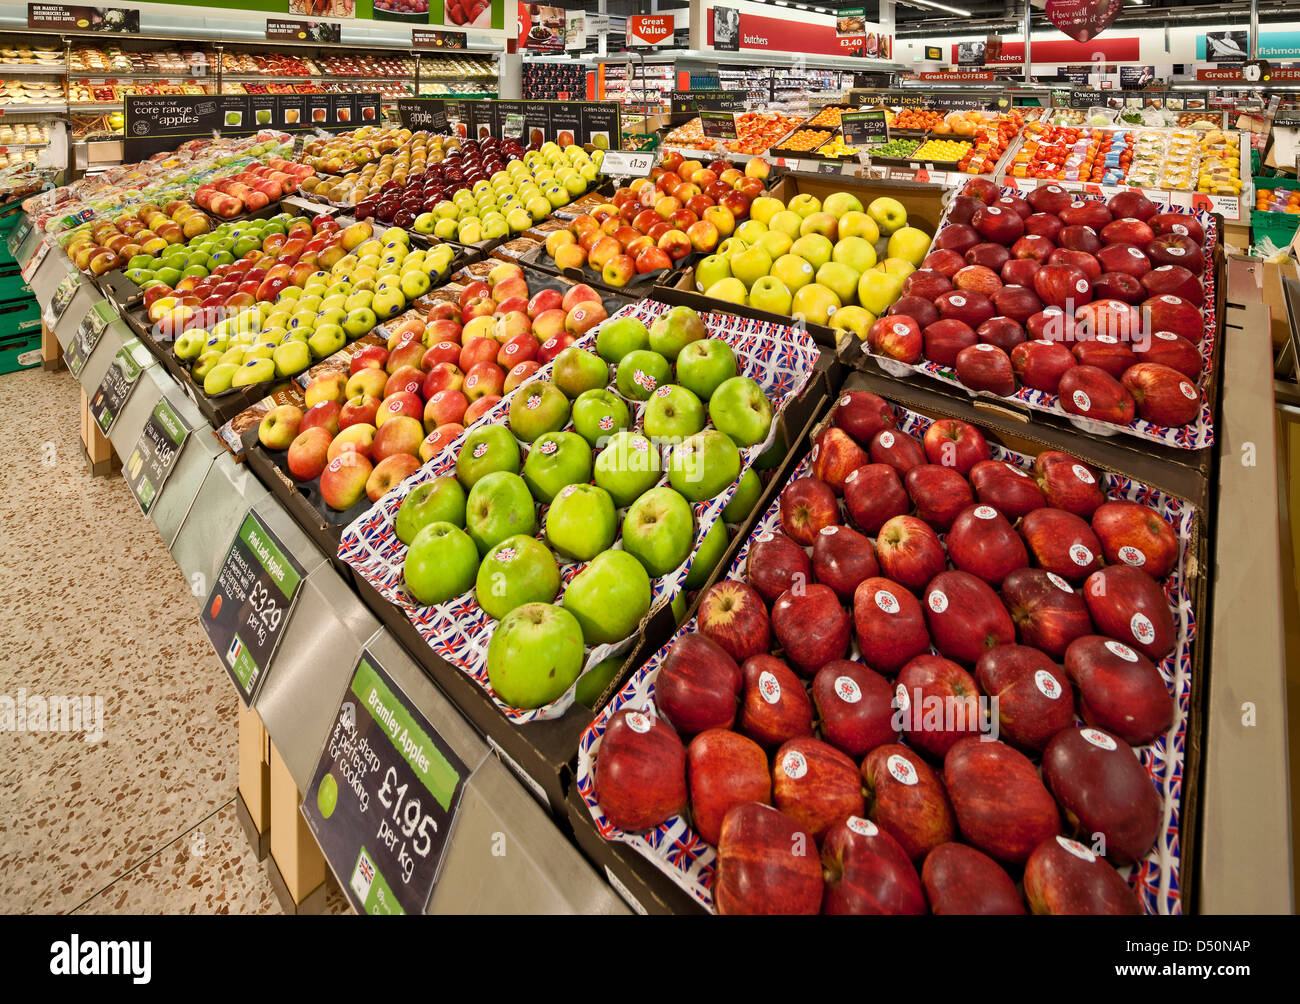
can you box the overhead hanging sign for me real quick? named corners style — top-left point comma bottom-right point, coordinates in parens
top-left (713, 7), bottom-right (740, 52)
top-left (565, 10), bottom-right (586, 50)
top-left (953, 36), bottom-right (1139, 65)
top-left (519, 3), bottom-right (565, 52)
top-left (627, 14), bottom-right (673, 47)
top-left (709, 11), bottom-right (890, 59)
top-left (917, 70), bottom-right (994, 82)
top-left (1045, 0), bottom-right (1121, 44)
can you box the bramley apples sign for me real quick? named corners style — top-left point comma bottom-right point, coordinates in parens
top-left (1045, 0), bottom-right (1121, 44)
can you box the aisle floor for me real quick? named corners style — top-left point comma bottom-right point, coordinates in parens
top-left (0, 364), bottom-right (346, 914)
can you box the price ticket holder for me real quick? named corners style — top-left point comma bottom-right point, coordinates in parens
top-left (137, 383), bottom-right (218, 549)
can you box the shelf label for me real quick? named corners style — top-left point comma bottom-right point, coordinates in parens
top-left (124, 397), bottom-right (190, 515)
top-left (599, 149), bottom-right (653, 178)
top-left (42, 272), bottom-right (80, 330)
top-left (302, 650), bottom-right (469, 916)
top-left (816, 160), bottom-right (843, 174)
top-left (201, 511), bottom-right (307, 703)
top-left (89, 339), bottom-right (146, 434)
top-left (6, 219), bottom-right (31, 256)
top-left (841, 109), bottom-right (888, 145)
top-left (63, 299), bottom-right (114, 377)
top-left (19, 237), bottom-right (50, 283)
top-left (700, 110), bottom-right (739, 141)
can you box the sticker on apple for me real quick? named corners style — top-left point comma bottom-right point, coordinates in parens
top-left (1069, 543), bottom-right (1094, 567)
top-left (758, 670), bottom-right (782, 704)
top-left (974, 505), bottom-right (997, 520)
top-left (834, 676), bottom-right (862, 704)
top-left (1056, 835), bottom-right (1097, 862)
top-left (539, 439), bottom-right (558, 455)
top-left (1075, 279), bottom-right (1089, 294)
top-left (781, 750), bottom-right (808, 779)
top-left (654, 385), bottom-right (672, 398)
top-left (840, 394), bottom-right (852, 407)
top-left (949, 295), bottom-right (967, 307)
top-left (1081, 727), bottom-right (1118, 751)
top-left (1047, 572), bottom-right (1073, 593)
top-left (928, 590), bottom-right (948, 613)
top-left (472, 442), bottom-right (489, 459)
top-left (494, 546), bottom-right (518, 563)
top-left (1172, 223), bottom-right (1188, 236)
top-left (1180, 382), bottom-right (1198, 400)
top-left (892, 323), bottom-right (910, 337)
top-left (879, 431), bottom-right (895, 448)
top-left (875, 589), bottom-right (900, 614)
top-left (1034, 669), bottom-right (1062, 700)
top-left (1155, 331), bottom-right (1177, 341)
top-left (887, 753), bottom-right (917, 785)
top-left (756, 531), bottom-right (774, 543)
top-left (1071, 463), bottom-right (1095, 484)
top-left (625, 711), bottom-right (652, 734)
top-left (1129, 247), bottom-right (1145, 259)
top-left (894, 683), bottom-right (910, 712)
top-left (819, 525), bottom-right (839, 537)
top-left (846, 469), bottom-right (860, 484)
top-left (1118, 545), bottom-right (1146, 567)
top-left (1105, 640), bottom-right (1139, 662)
top-left (1072, 389), bottom-right (1092, 411)
top-left (846, 816), bottom-right (878, 837)
top-left (1130, 612), bottom-right (1156, 646)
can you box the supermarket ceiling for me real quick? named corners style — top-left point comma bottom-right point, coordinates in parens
top-left (572, 0), bottom-right (1300, 36)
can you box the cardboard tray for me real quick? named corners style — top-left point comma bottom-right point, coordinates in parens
top-left (570, 365), bottom-right (1210, 915)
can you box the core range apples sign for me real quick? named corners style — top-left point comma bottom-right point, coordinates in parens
top-left (576, 393), bottom-right (1197, 916)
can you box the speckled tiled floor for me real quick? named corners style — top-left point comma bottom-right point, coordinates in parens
top-left (0, 364), bottom-right (347, 914)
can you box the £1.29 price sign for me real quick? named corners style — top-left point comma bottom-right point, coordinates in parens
top-left (302, 651), bottom-right (468, 915)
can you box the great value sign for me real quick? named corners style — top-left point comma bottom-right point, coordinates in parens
top-left (627, 14), bottom-right (673, 47)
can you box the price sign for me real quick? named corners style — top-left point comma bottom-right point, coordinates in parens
top-left (301, 650), bottom-right (468, 915)
top-left (841, 109), bottom-right (889, 145)
top-left (1070, 89), bottom-right (1105, 109)
top-left (62, 299), bottom-right (114, 377)
top-left (42, 272), bottom-right (80, 330)
top-left (7, 219), bottom-right (31, 256)
top-left (598, 149), bottom-right (654, 178)
top-left (503, 112), bottom-right (525, 140)
top-left (124, 397), bottom-right (190, 515)
top-left (700, 110), bottom-right (739, 141)
top-left (201, 511), bottom-right (307, 703)
top-left (89, 340), bottom-right (148, 434)
top-left (19, 237), bottom-right (50, 283)
top-left (816, 160), bottom-right (844, 174)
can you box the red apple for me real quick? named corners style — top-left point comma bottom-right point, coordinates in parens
top-left (956, 343), bottom-right (1015, 396)
top-left (738, 654), bottom-right (814, 749)
top-left (945, 737), bottom-right (1060, 865)
top-left (746, 530), bottom-right (814, 603)
top-left (922, 843), bottom-right (1026, 915)
top-left (1058, 365), bottom-right (1136, 425)
top-left (1107, 189), bottom-right (1158, 222)
top-left (936, 289), bottom-right (995, 329)
top-left (976, 316), bottom-right (1026, 354)
top-left (771, 584), bottom-right (852, 677)
top-left (1065, 635), bottom-right (1175, 746)
top-left (820, 815), bottom-right (926, 915)
top-left (655, 633), bottom-right (742, 736)
top-left (1058, 223), bottom-right (1101, 254)
top-left (952, 265), bottom-right (1002, 296)
top-left (812, 524), bottom-right (879, 602)
top-left (875, 516), bottom-right (946, 595)
top-left (832, 390), bottom-right (896, 445)
top-left (965, 242), bottom-right (1011, 271)
top-left (1096, 242), bottom-right (1151, 278)
top-left (923, 248), bottom-right (967, 278)
top-left (869, 428), bottom-right (926, 476)
top-left (1082, 564), bottom-right (1176, 662)
top-left (811, 427), bottom-right (869, 494)
top-left (1026, 184), bottom-right (1072, 215)
top-left (594, 707), bottom-right (687, 832)
top-left (812, 660), bottom-right (897, 759)
top-left (961, 177), bottom-right (998, 202)
top-left (698, 580), bottom-right (771, 664)
top-left (970, 459), bottom-right (1046, 518)
top-left (905, 464), bottom-right (974, 532)
top-left (843, 464), bottom-right (909, 535)
top-left (1023, 834), bottom-right (1142, 915)
top-left (1074, 298), bottom-right (1142, 344)
top-left (1059, 199), bottom-right (1112, 229)
top-left (1020, 507), bottom-right (1104, 581)
top-left (1033, 263), bottom-right (1091, 309)
top-left (1023, 213), bottom-right (1063, 242)
top-left (714, 802), bottom-right (823, 915)
top-left (852, 576), bottom-right (931, 674)
top-left (895, 654), bottom-right (983, 760)
top-left (773, 737), bottom-right (864, 842)
top-left (779, 476), bottom-right (839, 545)
top-left (923, 570), bottom-right (1015, 666)
top-left (1072, 335), bottom-right (1138, 379)
top-left (1142, 294), bottom-right (1203, 342)
top-left (1148, 212), bottom-right (1203, 244)
top-left (1141, 265), bottom-right (1203, 306)
top-left (1001, 566), bottom-right (1094, 660)
top-left (972, 204), bottom-right (1024, 244)
top-left (975, 644), bottom-right (1073, 753)
top-left (1122, 362), bottom-right (1201, 427)
top-left (868, 315), bottom-right (924, 364)
top-left (946, 503), bottom-right (1029, 588)
top-left (886, 295), bottom-right (940, 329)
top-left (860, 744), bottom-right (956, 863)
top-left (1093, 270), bottom-right (1146, 304)
top-left (992, 284), bottom-right (1043, 324)
top-left (1047, 246), bottom-right (1101, 281)
top-left (1147, 232), bottom-right (1202, 274)
top-left (1035, 450), bottom-right (1105, 516)
top-left (1026, 306), bottom-right (1076, 342)
top-left (933, 222), bottom-right (980, 256)
top-left (1011, 338), bottom-right (1075, 393)
top-left (1090, 500), bottom-right (1179, 579)
top-left (902, 268), bottom-right (953, 301)
top-left (687, 729), bottom-right (771, 846)
top-left (923, 318), bottom-right (978, 366)
top-left (1135, 331), bottom-right (1201, 381)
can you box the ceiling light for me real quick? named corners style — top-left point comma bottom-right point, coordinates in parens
top-left (902, 0), bottom-right (973, 15)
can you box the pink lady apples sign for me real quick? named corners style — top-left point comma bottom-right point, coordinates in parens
top-left (1046, 0), bottom-right (1122, 43)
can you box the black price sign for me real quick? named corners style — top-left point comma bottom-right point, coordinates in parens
top-left (841, 109), bottom-right (889, 145)
top-left (89, 340), bottom-right (146, 434)
top-left (1070, 89), bottom-right (1105, 109)
top-left (124, 397), bottom-right (190, 515)
top-left (816, 160), bottom-right (843, 174)
top-left (397, 99), bottom-right (448, 134)
top-left (671, 89), bottom-right (746, 115)
top-left (700, 110), bottom-right (739, 141)
top-left (301, 650), bottom-right (468, 915)
top-left (62, 300), bottom-right (113, 377)
top-left (201, 511), bottom-right (307, 703)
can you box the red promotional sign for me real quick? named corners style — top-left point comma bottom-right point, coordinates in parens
top-left (918, 70), bottom-right (994, 81)
top-left (951, 36), bottom-right (1139, 64)
top-left (709, 11), bottom-right (886, 58)
top-left (1199, 66), bottom-right (1300, 81)
top-left (627, 14), bottom-right (673, 46)
top-left (1045, 0), bottom-right (1122, 44)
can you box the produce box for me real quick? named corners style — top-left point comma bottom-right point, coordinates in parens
top-left (334, 298), bottom-right (834, 814)
top-left (0, 329), bottom-right (40, 375)
top-left (1250, 176), bottom-right (1300, 249)
top-left (838, 184), bottom-right (1224, 476)
top-left (572, 369), bottom-right (1207, 915)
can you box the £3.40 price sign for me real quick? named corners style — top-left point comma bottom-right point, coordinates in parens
top-left (302, 651), bottom-right (468, 915)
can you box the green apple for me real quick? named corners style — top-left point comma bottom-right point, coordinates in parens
top-left (193, 351), bottom-right (222, 382)
top-left (694, 253), bottom-right (731, 293)
top-left (562, 549), bottom-right (652, 645)
top-left (399, 270), bottom-right (431, 299)
top-left (704, 277), bottom-right (748, 305)
top-left (839, 210), bottom-right (880, 243)
top-left (867, 196), bottom-right (908, 236)
top-left (486, 603), bottom-right (585, 709)
top-left (316, 773), bottom-right (337, 819)
top-left (258, 404), bottom-right (301, 451)
top-left (734, 219), bottom-right (768, 246)
top-left (174, 331), bottom-right (206, 360)
top-left (272, 340), bottom-right (311, 378)
top-left (413, 212), bottom-right (437, 235)
top-left (404, 522), bottom-right (479, 605)
top-left (231, 357), bottom-right (274, 388)
top-left (768, 210), bottom-right (803, 241)
top-left (372, 287), bottom-right (406, 319)
top-left (475, 535), bottom-right (560, 621)
top-left (465, 471), bottom-right (537, 556)
top-left (595, 316), bottom-right (650, 364)
top-left (344, 290), bottom-right (373, 312)
top-left (886, 226), bottom-right (932, 268)
top-left (749, 196), bottom-right (784, 225)
top-left (615, 348), bottom-right (671, 402)
top-left (816, 261), bottom-right (861, 305)
top-left (833, 236), bottom-right (878, 275)
top-left (791, 234), bottom-right (834, 270)
top-left (792, 282), bottom-right (841, 327)
top-left (747, 275), bottom-right (792, 316)
top-left (771, 253), bottom-right (816, 294)
top-left (756, 229), bottom-right (794, 261)
top-left (788, 193), bottom-right (822, 218)
top-left (718, 237), bottom-right (747, 259)
top-left (434, 218), bottom-right (458, 240)
top-left (648, 305), bottom-right (707, 361)
top-left (545, 483), bottom-right (617, 561)
top-left (307, 323), bottom-right (347, 359)
top-left (875, 257), bottom-right (916, 280)
top-left (708, 376), bottom-right (773, 448)
top-left (621, 486), bottom-right (694, 577)
top-left (571, 388), bottom-right (630, 446)
top-left (676, 339), bottom-right (738, 402)
top-left (343, 306), bottom-right (377, 336)
top-left (551, 346), bottom-right (609, 398)
top-left (575, 655), bottom-right (624, 708)
top-left (508, 380), bottom-right (570, 442)
top-left (756, 422), bottom-right (787, 471)
top-left (730, 244), bottom-right (773, 289)
top-left (684, 517), bottom-right (730, 589)
top-left (722, 466), bottom-right (762, 524)
top-left (456, 424), bottom-right (521, 488)
top-left (669, 429), bottom-right (741, 502)
top-left (396, 477), bottom-right (467, 544)
top-left (642, 384), bottom-right (705, 441)
top-left (594, 431), bottom-right (662, 507)
top-left (823, 192), bottom-right (864, 218)
top-left (521, 430), bottom-right (592, 503)
top-left (857, 270), bottom-right (905, 317)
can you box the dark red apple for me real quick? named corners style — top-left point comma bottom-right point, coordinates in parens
top-left (975, 644), bottom-right (1073, 753)
top-left (903, 268), bottom-right (954, 300)
top-left (844, 463), bottom-right (909, 534)
top-left (1058, 224), bottom-right (1101, 254)
top-left (1135, 331), bottom-right (1202, 381)
top-left (945, 737), bottom-right (1061, 865)
top-left (738, 654), bottom-right (814, 749)
top-left (992, 284), bottom-right (1043, 324)
top-left (1142, 293), bottom-right (1204, 342)
top-left (1012, 338), bottom-right (1076, 393)
top-left (687, 729), bottom-right (771, 846)
top-left (869, 428), bottom-right (926, 476)
top-left (936, 289), bottom-right (995, 329)
top-left (1058, 364), bottom-right (1136, 425)
top-left (946, 503), bottom-right (1029, 588)
top-left (1073, 335), bottom-right (1139, 379)
top-left (953, 264), bottom-right (1003, 296)
top-left (1091, 500), bottom-right (1178, 580)
top-left (698, 580), bottom-right (771, 663)
top-left (970, 459), bottom-right (1046, 518)
top-left (905, 464), bottom-right (974, 532)
top-left (833, 389), bottom-right (897, 445)
top-left (715, 802), bottom-right (823, 915)
top-left (996, 195), bottom-right (1032, 220)
top-left (771, 584), bottom-right (851, 677)
top-left (923, 570), bottom-right (1015, 666)
top-left (923, 248), bottom-right (967, 277)
top-left (1107, 189), bottom-right (1158, 222)
top-left (923, 318), bottom-right (977, 366)
top-left (747, 530), bottom-right (814, 603)
top-left (956, 343), bottom-right (1015, 396)
top-left (922, 417), bottom-right (990, 475)
top-left (976, 316), bottom-right (1026, 354)
top-left (1148, 212), bottom-right (1203, 243)
top-left (1075, 298), bottom-right (1142, 343)
top-left (1048, 246), bottom-right (1101, 281)
top-left (812, 659), bottom-right (898, 758)
top-left (1020, 507), bottom-right (1104, 581)
top-left (1142, 265), bottom-right (1203, 306)
top-left (812, 524), bottom-right (879, 602)
top-left (861, 743), bottom-right (956, 862)
top-left (1065, 634), bottom-right (1175, 746)
top-left (812, 426), bottom-right (870, 494)
top-left (772, 737), bottom-right (864, 842)
top-left (1096, 242), bottom-right (1151, 278)
top-left (852, 575), bottom-right (931, 673)
top-left (874, 516), bottom-right (946, 594)
top-left (895, 654), bottom-right (984, 760)
top-left (1082, 564), bottom-right (1176, 661)
top-left (1001, 257), bottom-right (1042, 287)
top-left (820, 816), bottom-right (925, 915)
top-left (1011, 233), bottom-right (1055, 262)
top-left (1042, 725), bottom-right (1162, 866)
top-left (922, 843), bottom-right (1026, 915)
top-left (886, 294), bottom-right (940, 329)
top-left (965, 242), bottom-right (1012, 271)
top-left (1001, 566), bottom-right (1094, 659)
top-left (1034, 451), bottom-right (1106, 517)
top-left (868, 314), bottom-right (923, 364)
top-left (1023, 214), bottom-right (1063, 244)
top-left (780, 476), bottom-right (839, 545)
top-left (1093, 270), bottom-right (1146, 304)
top-left (1059, 199), bottom-right (1112, 229)
top-left (655, 633), bottom-right (743, 736)
top-left (594, 708), bottom-right (687, 831)
top-left (1033, 263), bottom-right (1092, 309)
top-left (972, 204), bottom-right (1024, 244)
top-left (1024, 835), bottom-right (1142, 915)
top-left (1026, 184), bottom-right (1072, 215)
top-left (961, 177), bottom-right (998, 202)
top-left (1026, 306), bottom-right (1076, 342)
top-left (1147, 232), bottom-right (1202, 274)
top-left (1122, 362), bottom-right (1202, 427)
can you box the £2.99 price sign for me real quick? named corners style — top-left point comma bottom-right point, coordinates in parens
top-left (302, 651), bottom-right (468, 915)
top-left (200, 511), bottom-right (306, 703)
